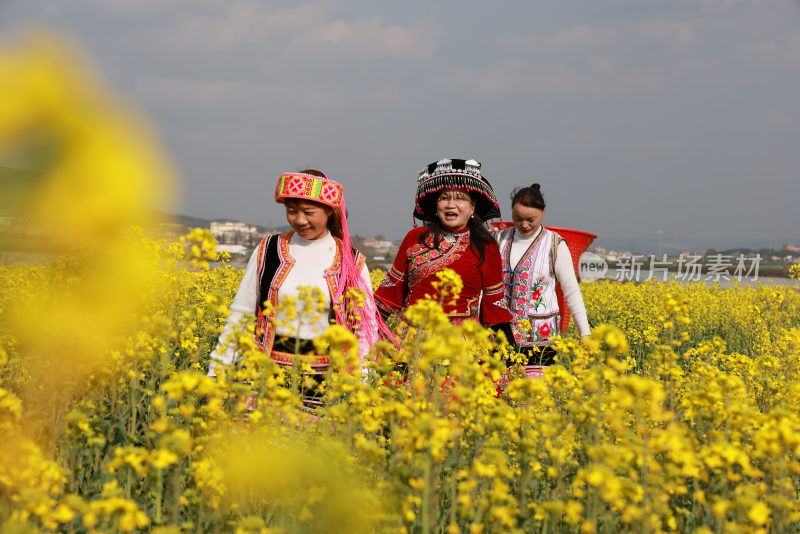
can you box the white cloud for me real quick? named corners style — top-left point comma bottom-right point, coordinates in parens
top-left (627, 19), bottom-right (699, 51)
top-left (167, 1), bottom-right (331, 49)
top-left (453, 57), bottom-right (672, 96)
top-left (294, 15), bottom-right (437, 60)
top-left (506, 18), bottom-right (701, 54)
top-left (679, 0), bottom-right (778, 7)
top-left (156, 0), bottom-right (437, 60)
top-left (744, 29), bottom-right (800, 70)
top-left (132, 78), bottom-right (245, 105)
top-left (479, 15), bottom-right (721, 97)
top-left (514, 25), bottom-right (624, 50)
top-left (86, 0), bottom-right (222, 14)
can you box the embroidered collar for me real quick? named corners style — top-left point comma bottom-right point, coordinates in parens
top-left (504, 226), bottom-right (547, 272)
top-left (443, 226), bottom-right (470, 236)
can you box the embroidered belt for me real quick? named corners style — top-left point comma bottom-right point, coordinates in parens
top-left (269, 350), bottom-right (330, 368)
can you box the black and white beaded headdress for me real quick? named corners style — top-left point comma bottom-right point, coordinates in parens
top-left (413, 158), bottom-right (501, 222)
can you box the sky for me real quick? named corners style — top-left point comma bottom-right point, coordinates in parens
top-left (1, 0), bottom-right (799, 245)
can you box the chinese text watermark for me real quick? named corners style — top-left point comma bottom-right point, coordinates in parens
top-left (579, 253), bottom-right (762, 283)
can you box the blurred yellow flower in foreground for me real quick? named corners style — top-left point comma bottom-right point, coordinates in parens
top-left (0, 32), bottom-right (174, 233)
top-left (1, 32), bottom-right (177, 431)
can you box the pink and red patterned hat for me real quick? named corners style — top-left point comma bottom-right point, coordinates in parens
top-left (275, 172), bottom-right (343, 209)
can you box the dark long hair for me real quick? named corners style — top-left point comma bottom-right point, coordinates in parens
top-left (419, 192), bottom-right (496, 265)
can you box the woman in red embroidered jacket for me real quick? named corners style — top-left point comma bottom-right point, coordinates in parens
top-left (375, 158), bottom-right (514, 340)
top-left (208, 169), bottom-right (385, 411)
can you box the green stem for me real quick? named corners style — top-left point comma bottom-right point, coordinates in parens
top-left (170, 466), bottom-right (181, 525)
top-left (422, 453), bottom-right (432, 533)
top-left (155, 468), bottom-right (164, 525)
top-left (129, 364), bottom-right (137, 439)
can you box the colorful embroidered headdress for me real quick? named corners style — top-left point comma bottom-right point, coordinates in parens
top-left (275, 171), bottom-right (355, 301)
top-left (275, 172), bottom-right (344, 208)
top-left (413, 158), bottom-right (501, 222)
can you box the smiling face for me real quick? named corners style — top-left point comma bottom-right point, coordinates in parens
top-left (436, 188), bottom-right (476, 230)
top-left (284, 199), bottom-right (332, 240)
top-left (511, 202), bottom-right (545, 237)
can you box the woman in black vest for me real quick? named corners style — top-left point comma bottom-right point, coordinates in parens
top-left (208, 169), bottom-right (384, 411)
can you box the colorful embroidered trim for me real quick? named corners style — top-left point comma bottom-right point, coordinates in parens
top-left (275, 172), bottom-right (343, 209)
top-left (270, 349), bottom-right (330, 368)
top-left (407, 231), bottom-right (470, 290)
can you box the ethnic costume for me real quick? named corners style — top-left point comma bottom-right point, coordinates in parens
top-left (375, 227), bottom-right (510, 324)
top-left (375, 158), bottom-right (512, 329)
top-left (208, 171), bottom-right (383, 412)
top-left (497, 225), bottom-right (591, 377)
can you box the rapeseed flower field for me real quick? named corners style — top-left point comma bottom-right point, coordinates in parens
top-left (3, 34), bottom-right (800, 534)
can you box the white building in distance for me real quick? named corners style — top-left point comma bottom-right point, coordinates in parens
top-left (362, 238), bottom-right (396, 255)
top-left (210, 221), bottom-right (259, 245)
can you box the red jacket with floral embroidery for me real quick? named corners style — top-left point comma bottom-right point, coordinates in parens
top-left (374, 227), bottom-right (511, 325)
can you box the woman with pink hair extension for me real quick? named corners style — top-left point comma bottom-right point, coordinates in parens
top-left (208, 169), bottom-right (390, 412)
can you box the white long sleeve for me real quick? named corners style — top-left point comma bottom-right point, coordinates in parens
top-left (207, 238), bottom-right (380, 377)
top-left (553, 241), bottom-right (592, 337)
top-left (207, 246), bottom-right (261, 376)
